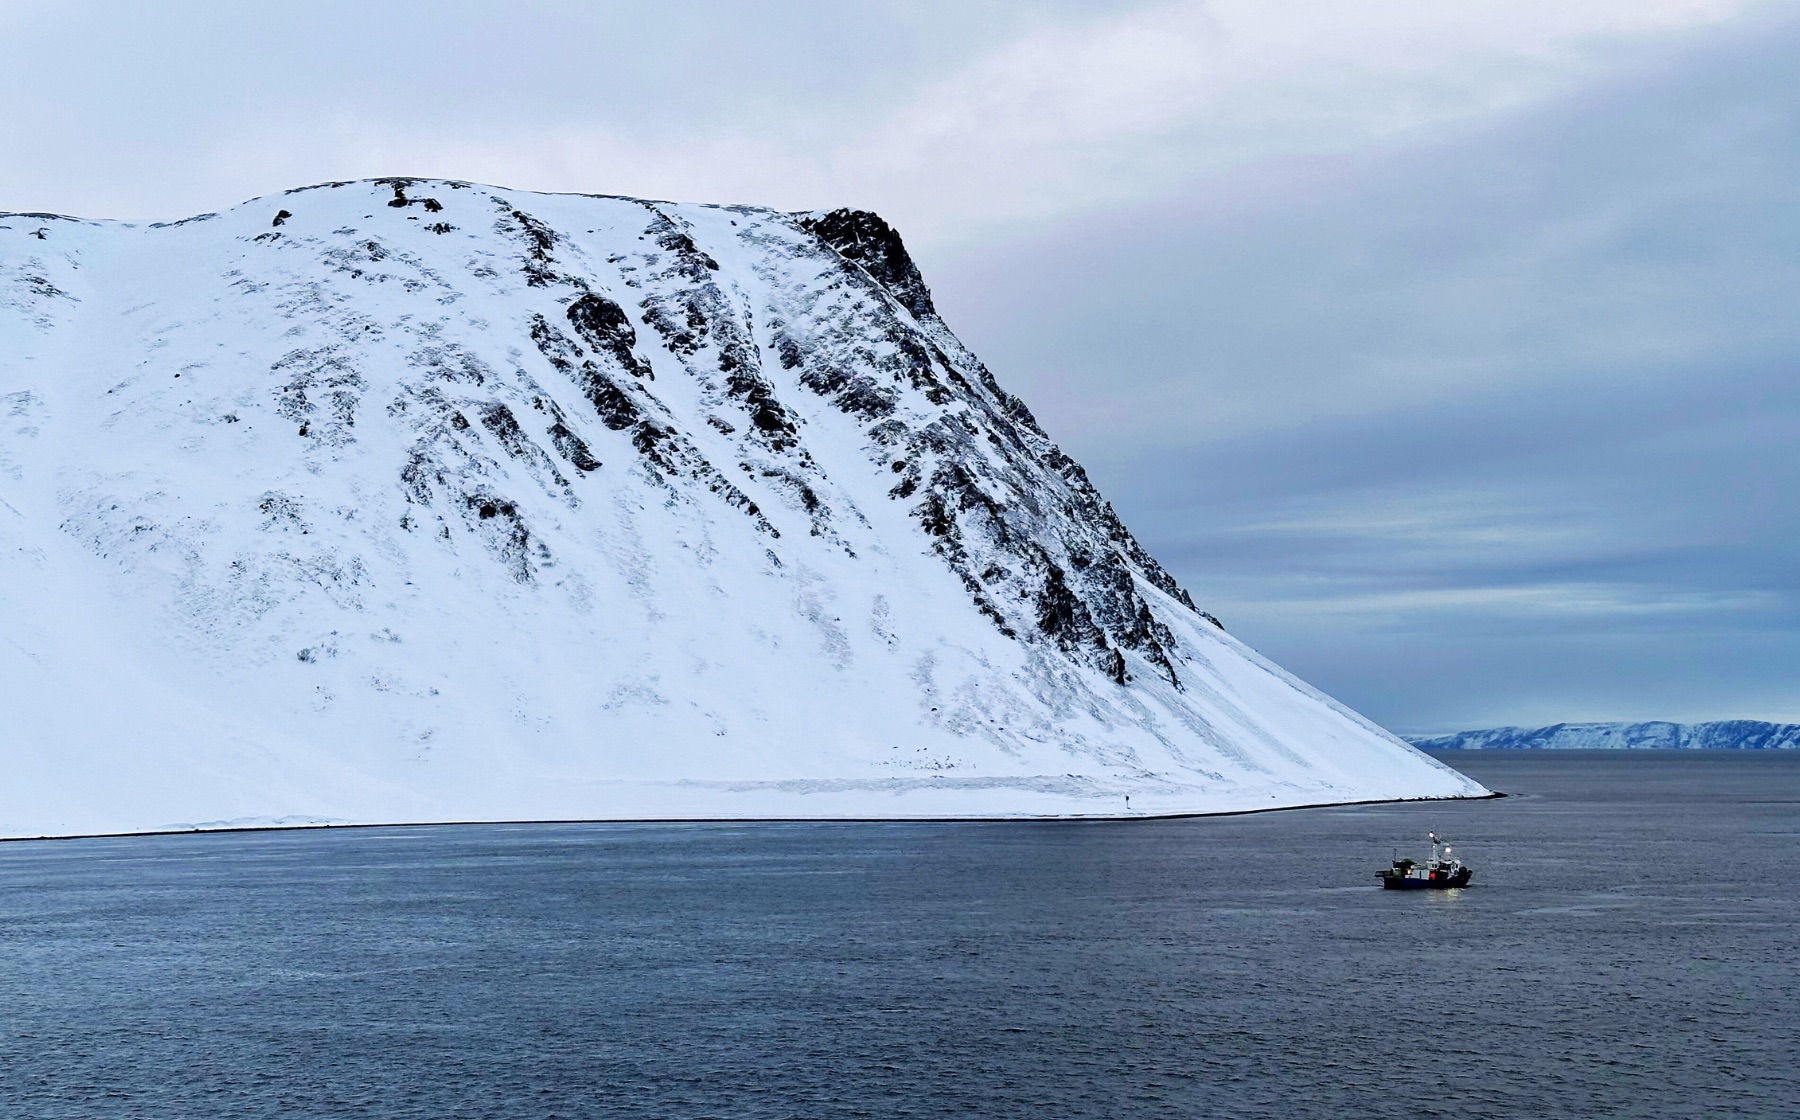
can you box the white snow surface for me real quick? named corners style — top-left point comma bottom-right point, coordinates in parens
top-left (0, 180), bottom-right (1484, 837)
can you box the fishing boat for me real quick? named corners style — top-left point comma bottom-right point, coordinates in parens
top-left (1377, 831), bottom-right (1472, 890)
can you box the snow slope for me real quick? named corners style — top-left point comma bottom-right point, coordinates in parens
top-left (1408, 721), bottom-right (1800, 750)
top-left (0, 179), bottom-right (1485, 837)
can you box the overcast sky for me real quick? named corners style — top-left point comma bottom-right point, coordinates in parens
top-left (4, 0), bottom-right (1795, 731)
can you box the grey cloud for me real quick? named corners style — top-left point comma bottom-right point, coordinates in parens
top-left (0, 0), bottom-right (1145, 219)
top-left (929, 13), bottom-right (1800, 445)
top-left (927, 12), bottom-right (1800, 732)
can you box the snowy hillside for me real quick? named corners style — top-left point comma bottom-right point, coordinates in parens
top-left (1408, 721), bottom-right (1800, 750)
top-left (0, 179), bottom-right (1485, 837)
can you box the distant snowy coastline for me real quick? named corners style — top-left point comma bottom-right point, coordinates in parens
top-left (1407, 721), bottom-right (1800, 750)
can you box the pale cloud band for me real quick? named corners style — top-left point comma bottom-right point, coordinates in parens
top-left (0, 0), bottom-right (1768, 239)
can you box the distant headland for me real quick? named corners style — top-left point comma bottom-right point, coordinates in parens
top-left (1408, 721), bottom-right (1800, 750)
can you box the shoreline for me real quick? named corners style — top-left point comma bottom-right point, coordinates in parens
top-left (0, 790), bottom-right (1506, 846)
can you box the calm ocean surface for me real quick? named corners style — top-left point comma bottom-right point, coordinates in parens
top-left (2, 751), bottom-right (1796, 1119)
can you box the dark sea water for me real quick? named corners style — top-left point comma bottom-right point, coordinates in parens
top-left (2, 751), bottom-right (1797, 1119)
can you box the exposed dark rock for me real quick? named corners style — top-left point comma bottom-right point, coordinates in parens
top-left (801, 208), bottom-right (938, 322)
top-left (1034, 556), bottom-right (1108, 653)
top-left (756, 464), bottom-right (834, 536)
top-left (531, 312), bottom-right (774, 536)
top-left (462, 491), bottom-right (540, 583)
top-left (631, 208), bottom-right (800, 451)
top-left (146, 213), bottom-right (219, 229)
top-left (477, 403), bottom-right (570, 490)
top-left (272, 346), bottom-right (363, 447)
top-left (20, 275), bottom-right (71, 300)
top-left (495, 202), bottom-right (561, 287)
top-left (566, 294), bottom-right (653, 379)
top-left (257, 492), bottom-right (307, 533)
top-left (547, 422), bottom-right (601, 472)
top-left (1102, 647), bottom-right (1129, 685)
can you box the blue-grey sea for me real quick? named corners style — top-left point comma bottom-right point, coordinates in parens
top-left (2, 750), bottom-right (1796, 1119)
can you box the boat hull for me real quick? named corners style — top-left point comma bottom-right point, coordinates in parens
top-left (1377, 869), bottom-right (1472, 890)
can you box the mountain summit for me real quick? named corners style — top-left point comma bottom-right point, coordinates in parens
top-left (0, 179), bottom-right (1484, 835)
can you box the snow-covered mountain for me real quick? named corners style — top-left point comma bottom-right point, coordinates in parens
top-left (1408, 721), bottom-right (1800, 750)
top-left (0, 179), bottom-right (1484, 837)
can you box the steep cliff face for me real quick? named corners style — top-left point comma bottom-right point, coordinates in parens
top-left (0, 179), bottom-right (1483, 835)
